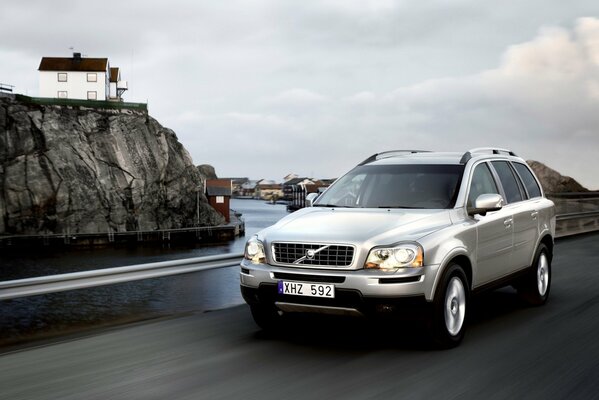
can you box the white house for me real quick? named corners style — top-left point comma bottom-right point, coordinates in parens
top-left (38, 53), bottom-right (127, 101)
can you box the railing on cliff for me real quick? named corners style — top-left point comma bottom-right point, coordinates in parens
top-left (0, 83), bottom-right (15, 93)
top-left (14, 94), bottom-right (148, 112)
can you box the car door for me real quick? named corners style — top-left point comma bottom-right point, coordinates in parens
top-left (468, 162), bottom-right (514, 286)
top-left (510, 161), bottom-right (544, 270)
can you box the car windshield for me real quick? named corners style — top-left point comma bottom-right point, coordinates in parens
top-left (315, 164), bottom-right (464, 209)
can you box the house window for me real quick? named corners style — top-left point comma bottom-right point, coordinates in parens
top-left (87, 91), bottom-right (97, 100)
top-left (216, 196), bottom-right (224, 204)
top-left (87, 73), bottom-right (97, 82)
top-left (57, 73), bottom-right (67, 82)
top-left (57, 91), bottom-right (67, 98)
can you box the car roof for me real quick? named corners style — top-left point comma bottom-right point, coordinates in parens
top-left (360, 148), bottom-right (526, 166)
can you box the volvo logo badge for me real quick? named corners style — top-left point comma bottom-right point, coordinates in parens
top-left (306, 249), bottom-right (316, 260)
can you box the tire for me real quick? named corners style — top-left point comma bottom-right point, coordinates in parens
top-left (430, 263), bottom-right (469, 348)
top-left (517, 243), bottom-right (551, 306)
top-left (250, 304), bottom-right (283, 331)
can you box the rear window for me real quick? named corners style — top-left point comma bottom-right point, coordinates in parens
top-left (315, 164), bottom-right (464, 209)
top-left (513, 162), bottom-right (542, 198)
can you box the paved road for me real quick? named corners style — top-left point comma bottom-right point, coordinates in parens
top-left (1, 233), bottom-right (599, 400)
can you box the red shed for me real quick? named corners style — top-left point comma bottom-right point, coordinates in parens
top-left (206, 179), bottom-right (232, 222)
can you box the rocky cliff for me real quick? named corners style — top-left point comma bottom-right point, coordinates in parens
top-left (0, 96), bottom-right (224, 235)
top-left (197, 164), bottom-right (217, 180)
top-left (527, 160), bottom-right (589, 193)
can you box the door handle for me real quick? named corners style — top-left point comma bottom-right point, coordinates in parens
top-left (504, 218), bottom-right (513, 228)
top-left (531, 211), bottom-right (538, 219)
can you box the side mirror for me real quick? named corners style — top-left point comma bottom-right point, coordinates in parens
top-left (305, 192), bottom-right (319, 207)
top-left (468, 193), bottom-right (504, 216)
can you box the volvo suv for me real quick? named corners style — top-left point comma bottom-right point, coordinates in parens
top-left (240, 148), bottom-right (556, 347)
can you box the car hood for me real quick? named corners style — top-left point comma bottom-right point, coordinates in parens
top-left (258, 207), bottom-right (452, 247)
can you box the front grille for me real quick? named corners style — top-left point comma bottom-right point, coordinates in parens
top-left (272, 242), bottom-right (354, 267)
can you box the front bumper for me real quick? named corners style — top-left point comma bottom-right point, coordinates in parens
top-left (241, 284), bottom-right (428, 317)
top-left (240, 259), bottom-right (439, 315)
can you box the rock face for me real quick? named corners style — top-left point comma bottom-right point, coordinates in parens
top-left (197, 164), bottom-right (217, 180)
top-left (527, 160), bottom-right (589, 193)
top-left (0, 97), bottom-right (224, 235)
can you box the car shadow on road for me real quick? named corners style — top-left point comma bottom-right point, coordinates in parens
top-left (469, 287), bottom-right (531, 325)
top-left (252, 287), bottom-right (532, 352)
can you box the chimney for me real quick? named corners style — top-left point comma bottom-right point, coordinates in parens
top-left (73, 52), bottom-right (82, 61)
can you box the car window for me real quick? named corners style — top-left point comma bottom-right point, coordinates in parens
top-left (321, 173), bottom-right (366, 207)
top-left (491, 161), bottom-right (523, 203)
top-left (315, 164), bottom-right (464, 209)
top-left (467, 163), bottom-right (499, 207)
top-left (513, 162), bottom-right (542, 198)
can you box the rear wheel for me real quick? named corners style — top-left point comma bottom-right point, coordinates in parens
top-left (518, 244), bottom-right (551, 306)
top-left (430, 263), bottom-right (469, 348)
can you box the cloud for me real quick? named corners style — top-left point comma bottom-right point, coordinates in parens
top-left (186, 17), bottom-right (599, 187)
top-left (2, 1), bottom-right (599, 187)
top-left (263, 88), bottom-right (329, 108)
top-left (342, 91), bottom-right (376, 104)
top-left (179, 13), bottom-right (599, 190)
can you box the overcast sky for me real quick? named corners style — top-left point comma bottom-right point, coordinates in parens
top-left (2, 1), bottom-right (599, 189)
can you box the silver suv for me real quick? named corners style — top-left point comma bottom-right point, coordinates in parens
top-left (240, 149), bottom-right (555, 347)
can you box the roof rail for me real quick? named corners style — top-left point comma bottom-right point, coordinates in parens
top-left (459, 147), bottom-right (518, 164)
top-left (358, 150), bottom-right (431, 166)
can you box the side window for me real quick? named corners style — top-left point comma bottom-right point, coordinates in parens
top-left (491, 161), bottom-right (523, 204)
top-left (468, 163), bottom-right (499, 207)
top-left (513, 162), bottom-right (542, 198)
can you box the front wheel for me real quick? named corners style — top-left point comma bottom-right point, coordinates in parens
top-left (249, 304), bottom-right (283, 331)
top-left (517, 244), bottom-right (551, 306)
top-left (430, 263), bottom-right (469, 348)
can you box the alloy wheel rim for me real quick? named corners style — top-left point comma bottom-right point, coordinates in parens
top-left (444, 277), bottom-right (466, 336)
top-left (537, 253), bottom-right (549, 296)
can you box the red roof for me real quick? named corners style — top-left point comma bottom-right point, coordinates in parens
top-left (38, 57), bottom-right (108, 72)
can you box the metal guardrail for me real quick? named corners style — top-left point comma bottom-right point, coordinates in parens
top-left (556, 211), bottom-right (599, 221)
top-left (549, 193), bottom-right (599, 238)
top-left (0, 252), bottom-right (243, 300)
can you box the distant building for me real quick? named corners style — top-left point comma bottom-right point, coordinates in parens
top-left (283, 177), bottom-right (333, 210)
top-left (221, 177), bottom-right (250, 197)
top-left (283, 173), bottom-right (299, 182)
top-left (38, 53), bottom-right (128, 101)
top-left (282, 177), bottom-right (320, 199)
top-left (239, 180), bottom-right (258, 198)
top-left (257, 183), bottom-right (283, 201)
top-left (205, 179), bottom-right (232, 222)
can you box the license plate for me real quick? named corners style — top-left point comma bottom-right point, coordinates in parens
top-left (277, 281), bottom-right (335, 298)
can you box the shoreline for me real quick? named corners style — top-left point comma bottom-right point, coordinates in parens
top-left (0, 220), bottom-right (245, 250)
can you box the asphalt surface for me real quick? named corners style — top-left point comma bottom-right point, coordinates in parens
top-left (1, 232), bottom-right (599, 400)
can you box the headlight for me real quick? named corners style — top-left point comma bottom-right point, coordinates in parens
top-left (364, 243), bottom-right (423, 270)
top-left (244, 237), bottom-right (266, 264)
